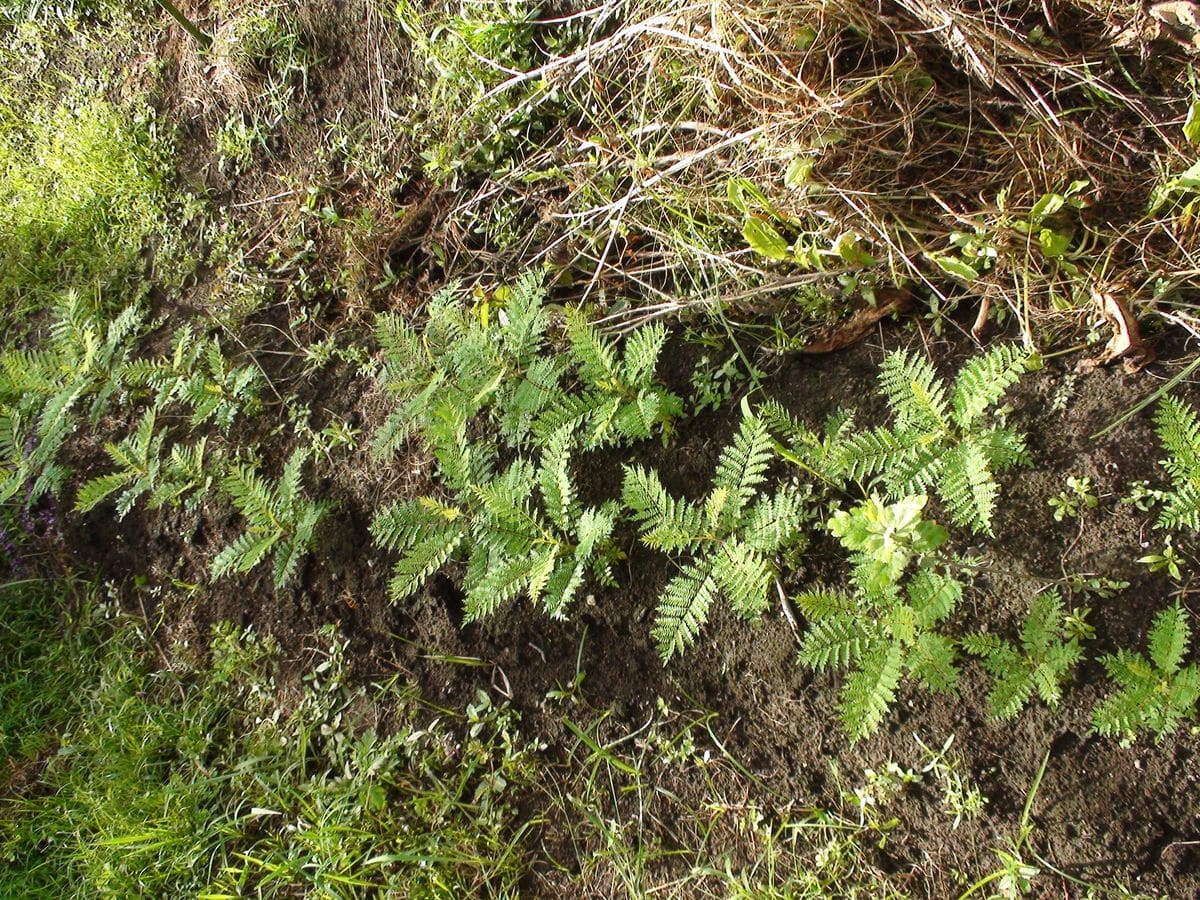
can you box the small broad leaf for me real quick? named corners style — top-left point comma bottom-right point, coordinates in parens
top-left (1186, 100), bottom-right (1200, 144)
top-left (929, 254), bottom-right (979, 282)
top-left (1038, 228), bottom-right (1071, 258)
top-left (743, 218), bottom-right (789, 261)
top-left (1030, 192), bottom-right (1065, 223)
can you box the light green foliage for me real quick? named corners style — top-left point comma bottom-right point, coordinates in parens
top-left (1150, 395), bottom-right (1200, 531)
top-left (768, 345), bottom-right (1030, 534)
top-left (373, 420), bottom-right (619, 619)
top-left (211, 449), bottom-right (330, 589)
top-left (74, 410), bottom-right (211, 518)
top-left (534, 311), bottom-right (682, 448)
top-left (623, 410), bottom-right (806, 662)
top-left (0, 292), bottom-right (146, 504)
top-left (798, 495), bottom-right (962, 742)
top-left (0, 98), bottom-right (170, 320)
top-left (961, 590), bottom-right (1088, 719)
top-left (123, 325), bottom-right (263, 431)
top-left (372, 272), bottom-right (556, 456)
top-left (373, 272), bottom-right (680, 458)
top-left (0, 592), bottom-right (534, 897)
top-left (1138, 535), bottom-right (1187, 581)
top-left (1047, 475), bottom-right (1098, 521)
top-left (1093, 604), bottom-right (1200, 742)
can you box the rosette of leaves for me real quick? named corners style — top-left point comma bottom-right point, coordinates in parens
top-left (1093, 604), bottom-right (1200, 742)
top-left (797, 494), bottom-right (963, 742)
top-left (961, 590), bottom-right (1088, 719)
top-left (372, 418), bottom-right (618, 620)
top-left (765, 345), bottom-right (1031, 534)
top-left (211, 448), bottom-right (329, 589)
top-left (532, 310), bottom-right (682, 448)
top-left (622, 410), bottom-right (807, 662)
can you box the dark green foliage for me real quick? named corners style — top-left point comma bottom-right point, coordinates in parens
top-left (0, 292), bottom-right (146, 504)
top-left (1151, 396), bottom-right (1200, 531)
top-left (371, 272), bottom-right (558, 457)
top-left (622, 410), bottom-right (806, 662)
top-left (765, 345), bottom-right (1030, 534)
top-left (962, 590), bottom-right (1087, 719)
top-left (797, 495), bottom-right (962, 742)
top-left (1093, 604), bottom-right (1200, 741)
top-left (534, 311), bottom-right (682, 448)
top-left (211, 449), bottom-right (330, 589)
top-left (372, 272), bottom-right (681, 459)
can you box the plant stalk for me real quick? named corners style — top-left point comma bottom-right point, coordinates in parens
top-left (153, 0), bottom-right (213, 50)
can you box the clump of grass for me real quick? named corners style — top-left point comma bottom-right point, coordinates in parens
top-left (0, 98), bottom-right (172, 324)
top-left (0, 583), bottom-right (537, 897)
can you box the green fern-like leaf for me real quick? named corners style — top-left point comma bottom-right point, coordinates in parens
top-left (1150, 602), bottom-right (1190, 674)
top-left (1154, 396), bottom-right (1200, 531)
top-left (621, 322), bottom-right (669, 385)
top-left (710, 541), bottom-right (772, 618)
top-left (390, 524), bottom-right (465, 601)
top-left (906, 568), bottom-right (961, 627)
top-left (799, 614), bottom-right (872, 669)
top-left (833, 426), bottom-right (909, 485)
top-left (938, 439), bottom-right (999, 533)
top-left (653, 562), bottom-right (719, 662)
top-left (880, 349), bottom-right (949, 433)
top-left (739, 488), bottom-right (805, 554)
top-left (841, 642), bottom-right (903, 742)
top-left (213, 449), bottom-right (328, 589)
top-left (565, 309), bottom-right (620, 386)
top-left (909, 633), bottom-right (959, 693)
top-left (621, 465), bottom-right (706, 551)
top-left (950, 344), bottom-right (1027, 428)
top-left (713, 412), bottom-right (773, 520)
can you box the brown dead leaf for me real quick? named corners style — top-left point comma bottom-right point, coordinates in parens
top-left (1149, 0), bottom-right (1200, 49)
top-left (800, 290), bottom-right (914, 354)
top-left (1084, 288), bottom-right (1155, 374)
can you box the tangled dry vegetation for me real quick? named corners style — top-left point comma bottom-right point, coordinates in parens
top-left (397, 0), bottom-right (1197, 349)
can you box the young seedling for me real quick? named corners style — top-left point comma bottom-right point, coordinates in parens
top-left (1047, 475), bottom-right (1098, 522)
top-left (1093, 604), bottom-right (1200, 742)
top-left (961, 590), bottom-right (1089, 719)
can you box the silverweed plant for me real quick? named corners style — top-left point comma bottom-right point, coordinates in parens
top-left (962, 589), bottom-right (1089, 720)
top-left (373, 417), bottom-right (619, 620)
top-left (211, 448), bottom-right (329, 589)
top-left (622, 409), bottom-right (807, 662)
top-left (1092, 603), bottom-right (1200, 743)
top-left (766, 344), bottom-right (1031, 534)
top-left (797, 494), bottom-right (963, 742)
